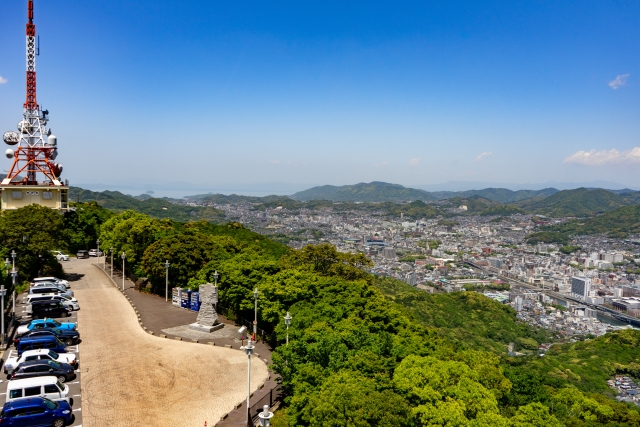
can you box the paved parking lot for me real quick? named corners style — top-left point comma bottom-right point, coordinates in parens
top-left (4, 282), bottom-right (83, 426)
top-left (65, 258), bottom-right (269, 427)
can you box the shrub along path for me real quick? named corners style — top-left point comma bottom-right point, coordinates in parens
top-left (67, 258), bottom-right (269, 426)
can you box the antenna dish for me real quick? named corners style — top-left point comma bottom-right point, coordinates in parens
top-left (17, 120), bottom-right (30, 134)
top-left (3, 131), bottom-right (19, 145)
top-left (47, 135), bottom-right (57, 146)
top-left (5, 149), bottom-right (14, 159)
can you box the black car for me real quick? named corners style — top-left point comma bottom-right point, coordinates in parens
top-left (76, 250), bottom-right (89, 259)
top-left (30, 300), bottom-right (71, 319)
top-left (16, 328), bottom-right (80, 347)
top-left (10, 359), bottom-right (75, 383)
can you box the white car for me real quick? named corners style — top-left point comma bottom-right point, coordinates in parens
top-left (3, 349), bottom-right (78, 375)
top-left (52, 251), bottom-right (69, 261)
top-left (88, 249), bottom-right (103, 257)
top-left (31, 277), bottom-right (70, 289)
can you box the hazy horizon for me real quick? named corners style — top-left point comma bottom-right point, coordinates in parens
top-left (1, 1), bottom-right (639, 191)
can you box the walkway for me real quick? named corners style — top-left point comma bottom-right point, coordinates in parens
top-left (66, 258), bottom-right (269, 427)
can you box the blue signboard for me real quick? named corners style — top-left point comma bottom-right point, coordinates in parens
top-left (181, 290), bottom-right (191, 309)
top-left (190, 291), bottom-right (200, 311)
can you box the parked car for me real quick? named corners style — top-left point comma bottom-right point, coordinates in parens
top-left (31, 277), bottom-right (70, 289)
top-left (9, 360), bottom-right (75, 383)
top-left (16, 336), bottom-right (67, 357)
top-left (28, 285), bottom-right (73, 299)
top-left (51, 251), bottom-right (69, 261)
top-left (88, 249), bottom-right (103, 257)
top-left (17, 319), bottom-right (77, 338)
top-left (17, 327), bottom-right (80, 347)
top-left (4, 350), bottom-right (77, 375)
top-left (5, 377), bottom-right (72, 406)
top-left (29, 301), bottom-right (71, 320)
top-left (0, 396), bottom-right (74, 427)
top-left (26, 294), bottom-right (79, 312)
top-left (76, 250), bottom-right (89, 259)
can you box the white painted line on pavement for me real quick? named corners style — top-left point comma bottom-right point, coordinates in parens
top-left (72, 394), bottom-right (81, 397)
top-left (69, 381), bottom-right (80, 384)
top-left (72, 408), bottom-right (81, 412)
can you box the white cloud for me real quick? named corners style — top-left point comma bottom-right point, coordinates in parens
top-left (0, 76), bottom-right (7, 84)
top-left (474, 151), bottom-right (494, 162)
top-left (408, 158), bottom-right (421, 166)
top-left (563, 147), bottom-right (640, 165)
top-left (608, 74), bottom-right (629, 90)
top-left (373, 161), bottom-right (389, 167)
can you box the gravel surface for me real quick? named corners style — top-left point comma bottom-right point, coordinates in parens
top-left (66, 258), bottom-right (269, 427)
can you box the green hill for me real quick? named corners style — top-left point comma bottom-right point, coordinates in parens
top-left (291, 181), bottom-right (436, 202)
top-left (68, 187), bottom-right (225, 223)
top-left (431, 187), bottom-right (558, 203)
top-left (540, 204), bottom-right (640, 237)
top-left (515, 188), bottom-right (629, 217)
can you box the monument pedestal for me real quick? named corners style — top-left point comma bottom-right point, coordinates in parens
top-left (188, 322), bottom-right (225, 333)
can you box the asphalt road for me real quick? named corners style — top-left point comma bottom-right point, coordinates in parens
top-left (64, 257), bottom-right (268, 427)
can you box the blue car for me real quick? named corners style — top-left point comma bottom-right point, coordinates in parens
top-left (17, 319), bottom-right (76, 338)
top-left (0, 397), bottom-right (73, 427)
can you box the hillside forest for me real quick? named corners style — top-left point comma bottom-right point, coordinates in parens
top-left (0, 203), bottom-right (639, 426)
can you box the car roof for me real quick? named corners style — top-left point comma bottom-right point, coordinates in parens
top-left (3, 396), bottom-right (48, 409)
top-left (17, 359), bottom-right (59, 368)
top-left (6, 377), bottom-right (60, 389)
top-left (18, 335), bottom-right (61, 343)
top-left (17, 349), bottom-right (53, 357)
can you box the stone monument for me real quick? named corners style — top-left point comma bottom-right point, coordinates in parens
top-left (189, 283), bottom-right (224, 333)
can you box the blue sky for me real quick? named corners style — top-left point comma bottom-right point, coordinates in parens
top-left (1, 1), bottom-right (639, 196)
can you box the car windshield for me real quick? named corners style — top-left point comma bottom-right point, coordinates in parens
top-left (50, 320), bottom-right (61, 327)
top-left (47, 360), bottom-right (61, 369)
top-left (55, 337), bottom-right (65, 347)
top-left (47, 351), bottom-right (59, 359)
top-left (41, 398), bottom-right (58, 410)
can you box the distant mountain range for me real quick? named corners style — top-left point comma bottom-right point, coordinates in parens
top-left (69, 187), bottom-right (225, 223)
top-left (291, 181), bottom-right (558, 203)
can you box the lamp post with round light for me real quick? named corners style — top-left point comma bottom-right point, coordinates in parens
top-left (110, 247), bottom-right (114, 278)
top-left (121, 252), bottom-right (126, 291)
top-left (253, 287), bottom-right (259, 341)
top-left (164, 260), bottom-right (170, 302)
top-left (284, 311), bottom-right (292, 345)
top-left (10, 250), bottom-right (17, 321)
top-left (240, 338), bottom-right (255, 427)
top-left (258, 405), bottom-right (274, 426)
top-left (96, 239), bottom-right (101, 268)
top-left (212, 270), bottom-right (219, 312)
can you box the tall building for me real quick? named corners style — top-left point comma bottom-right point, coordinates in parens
top-left (405, 272), bottom-right (417, 287)
top-left (571, 276), bottom-right (591, 300)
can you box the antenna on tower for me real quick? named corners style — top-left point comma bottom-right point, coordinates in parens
top-left (36, 35), bottom-right (40, 56)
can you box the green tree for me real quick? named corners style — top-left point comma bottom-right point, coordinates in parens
top-left (99, 210), bottom-right (172, 275)
top-left (301, 372), bottom-right (411, 427)
top-left (0, 204), bottom-right (64, 282)
top-left (508, 402), bottom-right (562, 427)
top-left (62, 202), bottom-right (113, 253)
top-left (281, 243), bottom-right (373, 281)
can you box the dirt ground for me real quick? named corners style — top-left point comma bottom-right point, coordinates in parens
top-left (67, 258), bottom-right (268, 427)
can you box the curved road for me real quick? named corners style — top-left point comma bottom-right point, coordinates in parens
top-left (66, 258), bottom-right (268, 427)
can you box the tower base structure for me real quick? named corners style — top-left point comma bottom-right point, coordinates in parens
top-left (0, 184), bottom-right (69, 212)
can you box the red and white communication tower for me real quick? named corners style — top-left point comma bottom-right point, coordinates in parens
top-left (1, 0), bottom-right (68, 211)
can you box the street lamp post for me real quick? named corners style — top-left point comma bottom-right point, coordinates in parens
top-left (253, 287), bottom-right (259, 341)
top-left (284, 311), bottom-right (292, 345)
top-left (258, 405), bottom-right (274, 427)
top-left (110, 247), bottom-right (114, 278)
top-left (121, 252), bottom-right (126, 291)
top-left (96, 239), bottom-right (101, 269)
top-left (240, 338), bottom-right (255, 427)
top-left (212, 270), bottom-right (219, 312)
top-left (164, 260), bottom-right (170, 302)
top-left (10, 250), bottom-right (16, 322)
